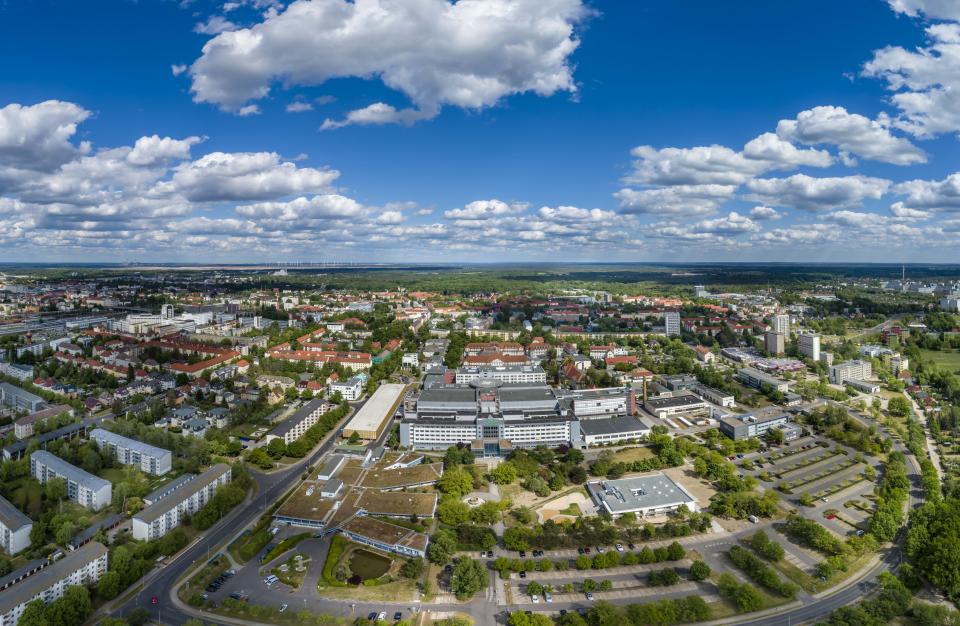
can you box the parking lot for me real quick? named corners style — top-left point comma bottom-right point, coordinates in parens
top-left (737, 437), bottom-right (882, 538)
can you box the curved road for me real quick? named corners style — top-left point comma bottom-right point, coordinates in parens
top-left (113, 405), bottom-right (926, 626)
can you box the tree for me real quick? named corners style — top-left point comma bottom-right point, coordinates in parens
top-left (247, 447), bottom-right (273, 469)
top-left (45, 477), bottom-right (67, 503)
top-left (526, 581), bottom-right (543, 596)
top-left (427, 529), bottom-right (457, 565)
top-left (449, 557), bottom-right (486, 600)
top-left (17, 600), bottom-right (48, 626)
top-left (437, 498), bottom-right (470, 526)
top-left (666, 541), bottom-right (685, 561)
top-left (266, 438), bottom-right (287, 459)
top-left (128, 607), bottom-right (151, 626)
top-left (490, 462), bottom-right (518, 485)
top-left (400, 558), bottom-right (425, 579)
top-left (888, 395), bottom-right (911, 417)
top-left (438, 467), bottom-right (474, 498)
top-left (690, 560), bottom-right (711, 581)
top-left (97, 571), bottom-right (123, 600)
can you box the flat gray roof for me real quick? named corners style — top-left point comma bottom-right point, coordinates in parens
top-left (134, 464), bottom-right (230, 523)
top-left (721, 411), bottom-right (789, 428)
top-left (90, 429), bottom-right (171, 460)
top-left (0, 493), bottom-right (31, 531)
top-left (588, 473), bottom-right (695, 514)
top-left (0, 542), bottom-right (107, 616)
top-left (644, 393), bottom-right (705, 409)
top-left (143, 473), bottom-right (196, 504)
top-left (578, 416), bottom-right (650, 437)
top-left (271, 398), bottom-right (329, 437)
top-left (30, 451), bottom-right (110, 492)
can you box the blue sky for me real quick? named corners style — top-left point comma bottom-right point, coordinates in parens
top-left (1, 0), bottom-right (959, 262)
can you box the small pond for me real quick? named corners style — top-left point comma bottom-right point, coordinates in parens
top-left (349, 549), bottom-right (391, 580)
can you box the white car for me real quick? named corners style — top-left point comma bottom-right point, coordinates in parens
top-left (532, 595), bottom-right (540, 604)
top-left (279, 604), bottom-right (288, 613)
top-left (377, 612), bottom-right (387, 621)
top-left (615, 544), bottom-right (624, 552)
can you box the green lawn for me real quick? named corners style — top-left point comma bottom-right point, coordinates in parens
top-left (921, 349), bottom-right (960, 372)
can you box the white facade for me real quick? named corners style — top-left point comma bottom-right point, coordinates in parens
top-left (90, 429), bottom-right (172, 476)
top-left (829, 360), bottom-right (873, 385)
top-left (30, 451), bottom-right (111, 511)
top-left (455, 365), bottom-right (547, 385)
top-left (0, 542), bottom-right (108, 626)
top-left (329, 376), bottom-right (363, 401)
top-left (664, 312), bottom-right (681, 337)
top-left (772, 314), bottom-right (791, 335)
top-left (798, 333), bottom-right (820, 362)
top-left (0, 495), bottom-right (31, 556)
top-left (502, 420), bottom-right (572, 446)
top-left (132, 464), bottom-right (231, 541)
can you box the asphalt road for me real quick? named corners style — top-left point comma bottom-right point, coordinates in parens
top-left (114, 398), bottom-right (925, 626)
top-left (112, 406), bottom-right (363, 626)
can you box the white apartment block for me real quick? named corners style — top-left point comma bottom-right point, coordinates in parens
top-left (0, 495), bottom-right (31, 556)
top-left (664, 312), bottom-right (681, 337)
top-left (829, 360), bottom-right (873, 385)
top-left (132, 464), bottom-right (231, 541)
top-left (89, 429), bottom-right (172, 476)
top-left (30, 451), bottom-right (111, 511)
top-left (328, 376), bottom-right (364, 401)
top-left (0, 542), bottom-right (107, 626)
top-left (267, 398), bottom-right (331, 446)
top-left (772, 314), bottom-right (791, 335)
top-left (798, 333), bottom-right (820, 362)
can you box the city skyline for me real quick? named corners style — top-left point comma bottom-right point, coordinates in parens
top-left (2, 0), bottom-right (960, 262)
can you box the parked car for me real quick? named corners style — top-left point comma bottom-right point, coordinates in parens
top-left (368, 613), bottom-right (378, 621)
top-left (615, 544), bottom-right (624, 552)
top-left (586, 592), bottom-right (594, 601)
top-left (279, 604), bottom-right (288, 613)
top-left (394, 612), bottom-right (403, 621)
top-left (532, 595), bottom-right (540, 604)
top-left (519, 571), bottom-right (526, 578)
top-left (377, 612), bottom-right (387, 621)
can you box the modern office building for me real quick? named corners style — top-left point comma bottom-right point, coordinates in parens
top-left (643, 393), bottom-right (709, 419)
top-left (0, 383), bottom-right (45, 413)
top-left (736, 367), bottom-right (790, 393)
top-left (829, 360), bottom-right (873, 385)
top-left (691, 383), bottom-right (735, 408)
top-left (575, 416), bottom-right (651, 447)
top-left (587, 473), bottom-right (697, 518)
top-left (89, 429), bottom-right (172, 476)
top-left (798, 333), bottom-right (820, 362)
top-left (329, 375), bottom-right (365, 401)
top-left (30, 451), bottom-right (111, 511)
top-left (132, 464), bottom-right (231, 541)
top-left (400, 379), bottom-right (637, 455)
top-left (720, 411), bottom-right (797, 440)
top-left (664, 312), bottom-right (681, 337)
top-left (455, 365), bottom-right (547, 385)
top-left (0, 495), bottom-right (31, 555)
top-left (0, 541), bottom-right (108, 626)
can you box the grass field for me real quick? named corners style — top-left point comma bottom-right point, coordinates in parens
top-left (921, 349), bottom-right (960, 372)
top-left (612, 447), bottom-right (655, 463)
